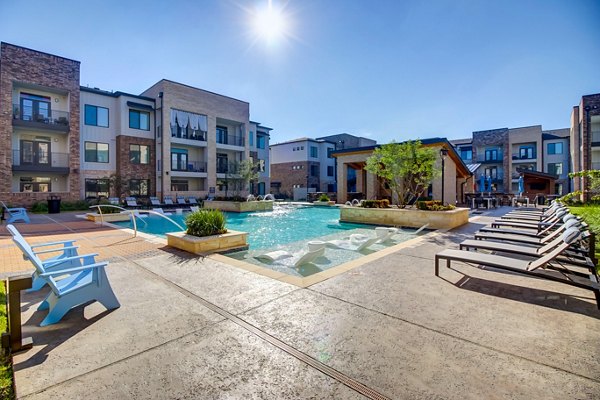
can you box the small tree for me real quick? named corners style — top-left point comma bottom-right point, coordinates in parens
top-left (564, 170), bottom-right (600, 202)
top-left (364, 140), bottom-right (440, 208)
top-left (226, 159), bottom-right (259, 199)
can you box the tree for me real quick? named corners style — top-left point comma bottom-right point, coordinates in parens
top-left (563, 170), bottom-right (600, 202)
top-left (226, 159), bottom-right (259, 199)
top-left (364, 140), bottom-right (440, 208)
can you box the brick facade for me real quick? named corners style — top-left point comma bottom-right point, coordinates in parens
top-left (271, 161), bottom-right (320, 198)
top-left (116, 136), bottom-right (155, 197)
top-left (0, 43), bottom-right (80, 206)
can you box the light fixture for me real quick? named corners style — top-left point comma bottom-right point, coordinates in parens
top-left (440, 148), bottom-right (449, 204)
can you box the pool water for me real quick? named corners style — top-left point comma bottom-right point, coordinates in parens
top-left (113, 205), bottom-right (424, 277)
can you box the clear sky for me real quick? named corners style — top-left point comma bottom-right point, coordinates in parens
top-left (1, 0), bottom-right (599, 144)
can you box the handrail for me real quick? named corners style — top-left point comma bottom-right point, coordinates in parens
top-left (88, 205), bottom-right (185, 238)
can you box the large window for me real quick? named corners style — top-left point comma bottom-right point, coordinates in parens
top-left (484, 167), bottom-right (498, 179)
top-left (310, 146), bottom-right (318, 158)
top-left (257, 134), bottom-right (266, 149)
top-left (130, 144), bottom-right (150, 164)
top-left (519, 146), bottom-right (535, 159)
top-left (19, 93), bottom-right (50, 121)
top-left (85, 178), bottom-right (110, 199)
top-left (216, 126), bottom-right (228, 144)
top-left (171, 150), bottom-right (188, 171)
top-left (548, 162), bottom-right (563, 176)
top-left (485, 149), bottom-right (498, 161)
top-left (19, 177), bottom-right (51, 193)
top-left (310, 165), bottom-right (319, 177)
top-left (460, 146), bottom-right (472, 160)
top-left (129, 179), bottom-right (149, 196)
top-left (129, 110), bottom-right (150, 130)
top-left (547, 142), bottom-right (563, 155)
top-left (171, 179), bottom-right (188, 191)
top-left (85, 142), bottom-right (109, 163)
top-left (327, 166), bottom-right (334, 176)
top-left (84, 105), bottom-right (109, 127)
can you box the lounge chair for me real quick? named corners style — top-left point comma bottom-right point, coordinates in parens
top-left (176, 196), bottom-right (187, 206)
top-left (190, 206), bottom-right (200, 213)
top-left (149, 197), bottom-right (161, 207)
top-left (108, 197), bottom-right (120, 206)
top-left (435, 228), bottom-right (600, 308)
top-left (7, 224), bottom-right (81, 291)
top-left (188, 197), bottom-right (199, 205)
top-left (1, 201), bottom-right (30, 224)
top-left (255, 242), bottom-right (326, 267)
top-left (474, 218), bottom-right (580, 246)
top-left (125, 197), bottom-right (140, 208)
top-left (152, 208), bottom-right (172, 216)
top-left (399, 223), bottom-right (430, 235)
top-left (374, 227), bottom-right (398, 242)
top-left (479, 213), bottom-right (576, 238)
top-left (325, 235), bottom-right (380, 251)
top-left (491, 209), bottom-right (566, 230)
top-left (163, 196), bottom-right (175, 208)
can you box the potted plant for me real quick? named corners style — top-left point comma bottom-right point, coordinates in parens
top-left (313, 193), bottom-right (335, 206)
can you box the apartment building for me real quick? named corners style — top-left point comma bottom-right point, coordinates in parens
top-left (249, 121), bottom-right (272, 195)
top-left (570, 93), bottom-right (600, 197)
top-left (315, 133), bottom-right (376, 151)
top-left (80, 87), bottom-right (156, 199)
top-left (270, 138), bottom-right (337, 198)
top-left (0, 42), bottom-right (81, 206)
top-left (451, 124), bottom-right (570, 198)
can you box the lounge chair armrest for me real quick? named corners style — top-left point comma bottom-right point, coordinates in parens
top-left (42, 253), bottom-right (98, 266)
top-left (34, 245), bottom-right (79, 255)
top-left (30, 240), bottom-right (77, 248)
top-left (39, 262), bottom-right (109, 277)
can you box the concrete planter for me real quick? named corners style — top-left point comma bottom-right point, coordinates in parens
top-left (166, 229), bottom-right (248, 255)
top-left (86, 212), bottom-right (132, 223)
top-left (313, 201), bottom-right (336, 207)
top-left (340, 206), bottom-right (469, 230)
top-left (203, 200), bottom-right (273, 213)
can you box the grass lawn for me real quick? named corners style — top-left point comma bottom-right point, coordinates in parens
top-left (0, 282), bottom-right (14, 399)
top-left (569, 205), bottom-right (600, 273)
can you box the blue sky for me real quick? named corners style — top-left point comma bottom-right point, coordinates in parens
top-left (1, 0), bottom-right (598, 143)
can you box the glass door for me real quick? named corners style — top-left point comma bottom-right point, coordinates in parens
top-left (20, 140), bottom-right (51, 166)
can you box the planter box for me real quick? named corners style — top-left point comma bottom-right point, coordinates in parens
top-left (203, 200), bottom-right (273, 213)
top-left (313, 201), bottom-right (336, 207)
top-left (340, 206), bottom-right (469, 230)
top-left (166, 229), bottom-right (248, 255)
top-left (86, 212), bottom-right (132, 223)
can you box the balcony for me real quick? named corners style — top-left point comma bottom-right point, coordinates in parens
top-left (216, 162), bottom-right (240, 174)
top-left (171, 126), bottom-right (207, 147)
top-left (12, 104), bottom-right (70, 132)
top-left (216, 134), bottom-right (244, 147)
top-left (511, 153), bottom-right (537, 162)
top-left (171, 161), bottom-right (208, 173)
top-left (476, 155), bottom-right (503, 164)
top-left (12, 150), bottom-right (69, 173)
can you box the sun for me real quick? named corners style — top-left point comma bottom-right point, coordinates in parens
top-left (253, 1), bottom-right (288, 44)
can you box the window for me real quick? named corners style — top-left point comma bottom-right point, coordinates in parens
top-left (257, 134), bottom-right (266, 149)
top-left (129, 110), bottom-right (150, 130)
top-left (485, 149), bottom-right (498, 161)
top-left (217, 153), bottom-right (229, 173)
top-left (310, 146), bottom-right (318, 158)
top-left (519, 146), bottom-right (534, 159)
top-left (327, 148), bottom-right (334, 158)
top-left (327, 166), bottom-right (334, 176)
top-left (216, 126), bottom-right (228, 144)
top-left (85, 142), bottom-right (109, 163)
top-left (310, 165), bottom-right (319, 177)
top-left (484, 167), bottom-right (497, 179)
top-left (19, 93), bottom-right (51, 121)
top-left (460, 146), bottom-right (472, 160)
top-left (129, 179), bottom-right (149, 196)
top-left (249, 131), bottom-right (254, 147)
top-left (19, 177), bottom-right (51, 193)
top-left (301, 146), bottom-right (304, 150)
top-left (85, 178), bottom-right (110, 198)
top-left (171, 179), bottom-right (188, 191)
top-left (258, 159), bottom-right (265, 172)
top-left (171, 150), bottom-right (188, 171)
top-left (548, 162), bottom-right (563, 176)
top-left (547, 142), bottom-right (563, 155)
top-left (84, 105), bottom-right (109, 127)
top-left (130, 144), bottom-right (150, 164)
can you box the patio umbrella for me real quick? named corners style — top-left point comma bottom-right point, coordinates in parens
top-left (479, 174), bottom-right (485, 193)
top-left (487, 176), bottom-right (493, 193)
top-left (518, 175), bottom-right (524, 196)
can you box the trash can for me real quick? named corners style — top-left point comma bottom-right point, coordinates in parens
top-left (537, 195), bottom-right (545, 206)
top-left (47, 195), bottom-right (61, 214)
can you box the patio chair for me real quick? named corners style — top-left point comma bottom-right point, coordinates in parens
top-left (474, 217), bottom-right (580, 246)
top-left (490, 209), bottom-right (568, 231)
top-left (435, 228), bottom-right (600, 309)
top-left (188, 197), bottom-right (199, 205)
top-left (399, 223), bottom-right (430, 235)
top-left (479, 213), bottom-right (576, 238)
top-left (125, 197), bottom-right (140, 209)
top-left (1, 201), bottom-right (30, 224)
top-left (176, 196), bottom-right (187, 205)
top-left (190, 206), bottom-right (200, 213)
top-left (163, 196), bottom-right (175, 207)
top-left (149, 197), bottom-right (161, 207)
top-left (325, 235), bottom-right (380, 251)
top-left (255, 242), bottom-right (326, 267)
top-left (108, 197), bottom-right (120, 206)
top-left (152, 208), bottom-right (172, 216)
top-left (7, 224), bottom-right (81, 291)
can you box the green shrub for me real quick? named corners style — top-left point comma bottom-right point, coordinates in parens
top-left (318, 194), bottom-right (330, 202)
top-left (361, 199), bottom-right (390, 208)
top-left (31, 201), bottom-right (48, 213)
top-left (186, 209), bottom-right (227, 237)
top-left (416, 200), bottom-right (455, 211)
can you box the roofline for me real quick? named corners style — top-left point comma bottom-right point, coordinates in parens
top-left (1, 42), bottom-right (80, 64)
top-left (153, 79), bottom-right (249, 105)
top-left (80, 86), bottom-right (155, 102)
top-left (271, 138), bottom-right (335, 147)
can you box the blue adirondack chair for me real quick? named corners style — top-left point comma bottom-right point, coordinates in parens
top-left (9, 226), bottom-right (120, 326)
top-left (7, 225), bottom-right (82, 291)
top-left (1, 201), bottom-right (30, 223)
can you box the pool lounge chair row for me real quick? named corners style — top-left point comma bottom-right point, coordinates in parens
top-left (435, 202), bottom-right (600, 308)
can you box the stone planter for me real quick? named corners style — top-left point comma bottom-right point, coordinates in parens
top-left (340, 206), bottom-right (469, 230)
top-left (166, 229), bottom-right (248, 255)
top-left (86, 212), bottom-right (132, 223)
top-left (203, 200), bottom-right (273, 213)
top-left (313, 201), bottom-right (336, 207)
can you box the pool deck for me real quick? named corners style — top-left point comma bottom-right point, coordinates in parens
top-left (1, 209), bottom-right (599, 399)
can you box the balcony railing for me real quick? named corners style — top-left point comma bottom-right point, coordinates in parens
top-left (171, 125), bottom-right (206, 141)
top-left (216, 162), bottom-right (240, 174)
top-left (172, 161), bottom-right (208, 173)
top-left (476, 154), bottom-right (503, 163)
top-left (12, 150), bottom-right (69, 171)
top-left (12, 104), bottom-right (70, 131)
top-left (512, 153), bottom-right (536, 160)
top-left (216, 134), bottom-right (244, 147)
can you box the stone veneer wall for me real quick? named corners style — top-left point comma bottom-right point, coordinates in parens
top-left (0, 43), bottom-right (80, 206)
top-left (116, 136), bottom-right (156, 196)
top-left (271, 161), bottom-right (320, 198)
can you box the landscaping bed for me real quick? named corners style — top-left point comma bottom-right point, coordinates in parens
top-left (568, 205), bottom-right (600, 273)
top-left (0, 282), bottom-right (14, 399)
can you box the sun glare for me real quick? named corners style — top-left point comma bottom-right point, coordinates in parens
top-left (253, 1), bottom-right (288, 44)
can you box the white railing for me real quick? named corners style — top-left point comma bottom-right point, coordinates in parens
top-left (89, 205), bottom-right (184, 237)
